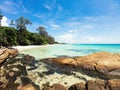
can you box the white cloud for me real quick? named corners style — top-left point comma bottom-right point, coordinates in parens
top-left (47, 21), bottom-right (60, 30)
top-left (19, 0), bottom-right (27, 14)
top-left (56, 33), bottom-right (76, 43)
top-left (1, 16), bottom-right (9, 26)
top-left (0, 1), bottom-right (19, 14)
top-left (82, 36), bottom-right (104, 43)
top-left (68, 29), bottom-right (78, 33)
top-left (44, 4), bottom-right (52, 10)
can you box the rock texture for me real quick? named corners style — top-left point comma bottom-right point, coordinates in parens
top-left (0, 48), bottom-right (18, 64)
top-left (42, 79), bottom-right (120, 90)
top-left (69, 82), bottom-right (85, 90)
top-left (17, 84), bottom-right (36, 90)
top-left (1, 50), bottom-right (120, 90)
top-left (42, 83), bottom-right (67, 90)
top-left (0, 52), bottom-right (39, 90)
top-left (46, 52), bottom-right (120, 79)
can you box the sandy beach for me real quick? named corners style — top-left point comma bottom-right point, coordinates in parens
top-left (12, 44), bottom-right (57, 51)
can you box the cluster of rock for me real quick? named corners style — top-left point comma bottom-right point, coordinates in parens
top-left (43, 79), bottom-right (120, 90)
top-left (0, 49), bottom-right (120, 90)
top-left (0, 48), bottom-right (39, 90)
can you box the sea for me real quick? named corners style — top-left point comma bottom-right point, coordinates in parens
top-left (19, 44), bottom-right (120, 60)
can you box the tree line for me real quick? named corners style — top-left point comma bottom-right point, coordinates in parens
top-left (0, 16), bottom-right (57, 46)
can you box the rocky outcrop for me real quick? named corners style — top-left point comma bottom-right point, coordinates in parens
top-left (0, 48), bottom-right (18, 64)
top-left (46, 52), bottom-right (120, 79)
top-left (0, 53), bottom-right (39, 90)
top-left (42, 79), bottom-right (120, 90)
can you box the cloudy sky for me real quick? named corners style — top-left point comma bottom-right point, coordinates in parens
top-left (0, 0), bottom-right (120, 43)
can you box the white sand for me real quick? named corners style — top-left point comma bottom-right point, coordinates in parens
top-left (27, 61), bottom-right (97, 89)
top-left (12, 44), bottom-right (56, 51)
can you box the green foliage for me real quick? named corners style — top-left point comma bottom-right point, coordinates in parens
top-left (37, 26), bottom-right (56, 44)
top-left (15, 16), bottom-right (32, 30)
top-left (0, 16), bottom-right (56, 46)
top-left (0, 27), bottom-right (17, 46)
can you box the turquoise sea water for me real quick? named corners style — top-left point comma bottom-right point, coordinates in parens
top-left (19, 44), bottom-right (120, 60)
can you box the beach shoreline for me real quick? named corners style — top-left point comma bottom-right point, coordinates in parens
top-left (12, 44), bottom-right (58, 51)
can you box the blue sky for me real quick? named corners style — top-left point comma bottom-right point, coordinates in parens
top-left (0, 0), bottom-right (120, 43)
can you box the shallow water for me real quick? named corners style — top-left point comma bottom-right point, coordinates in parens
top-left (20, 44), bottom-right (120, 87)
top-left (19, 44), bottom-right (120, 60)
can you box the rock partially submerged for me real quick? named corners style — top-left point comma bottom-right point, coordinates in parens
top-left (45, 52), bottom-right (120, 79)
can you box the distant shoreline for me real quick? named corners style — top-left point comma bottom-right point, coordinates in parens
top-left (12, 44), bottom-right (57, 51)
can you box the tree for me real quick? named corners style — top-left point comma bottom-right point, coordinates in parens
top-left (10, 20), bottom-right (15, 27)
top-left (37, 26), bottom-right (48, 37)
top-left (15, 16), bottom-right (32, 30)
top-left (15, 16), bottom-right (32, 45)
top-left (37, 26), bottom-right (56, 44)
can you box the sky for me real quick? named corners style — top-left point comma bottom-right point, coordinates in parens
top-left (0, 0), bottom-right (120, 44)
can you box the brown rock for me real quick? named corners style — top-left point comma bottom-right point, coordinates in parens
top-left (51, 58), bottom-right (78, 66)
top-left (48, 52), bottom-right (120, 79)
top-left (108, 79), bottom-right (120, 90)
top-left (17, 84), bottom-right (36, 90)
top-left (69, 82), bottom-right (85, 90)
top-left (86, 79), bottom-right (110, 90)
top-left (8, 71), bottom-right (15, 77)
top-left (0, 49), bottom-right (9, 64)
top-left (0, 48), bottom-right (18, 64)
top-left (43, 83), bottom-right (67, 90)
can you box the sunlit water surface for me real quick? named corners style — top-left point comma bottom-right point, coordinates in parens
top-left (19, 44), bottom-right (120, 60)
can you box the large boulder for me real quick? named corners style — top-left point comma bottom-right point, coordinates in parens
top-left (47, 52), bottom-right (120, 79)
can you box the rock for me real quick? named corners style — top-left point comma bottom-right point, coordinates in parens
top-left (108, 79), bottom-right (120, 90)
top-left (86, 79), bottom-right (110, 90)
top-left (47, 52), bottom-right (120, 79)
top-left (0, 51), bottom-right (39, 90)
top-left (0, 48), bottom-right (18, 64)
top-left (7, 48), bottom-right (18, 57)
top-left (17, 84), bottom-right (36, 90)
top-left (69, 82), bottom-right (85, 90)
top-left (43, 83), bottom-right (67, 90)
top-left (0, 49), bottom-right (9, 64)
